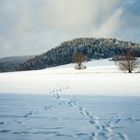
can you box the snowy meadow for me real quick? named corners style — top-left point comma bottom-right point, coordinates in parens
top-left (0, 59), bottom-right (140, 140)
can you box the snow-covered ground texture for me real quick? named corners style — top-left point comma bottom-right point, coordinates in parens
top-left (0, 59), bottom-right (140, 96)
top-left (0, 93), bottom-right (140, 140)
top-left (0, 59), bottom-right (140, 140)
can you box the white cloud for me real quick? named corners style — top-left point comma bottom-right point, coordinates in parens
top-left (0, 0), bottom-right (140, 57)
top-left (15, 1), bottom-right (31, 33)
top-left (0, 37), bottom-right (12, 57)
top-left (40, 0), bottom-right (120, 32)
top-left (96, 8), bottom-right (124, 37)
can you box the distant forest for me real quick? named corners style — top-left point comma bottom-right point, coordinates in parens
top-left (0, 38), bottom-right (140, 72)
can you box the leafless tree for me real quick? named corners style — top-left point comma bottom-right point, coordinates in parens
top-left (72, 52), bottom-right (86, 70)
top-left (116, 51), bottom-right (138, 73)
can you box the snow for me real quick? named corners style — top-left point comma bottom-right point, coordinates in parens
top-left (0, 94), bottom-right (140, 140)
top-left (0, 59), bottom-right (140, 140)
top-left (0, 59), bottom-right (139, 96)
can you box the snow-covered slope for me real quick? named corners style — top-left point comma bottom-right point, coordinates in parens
top-left (0, 59), bottom-right (139, 96)
top-left (0, 59), bottom-right (140, 140)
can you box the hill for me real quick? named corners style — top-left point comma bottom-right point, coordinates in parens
top-left (0, 37), bottom-right (140, 72)
top-left (0, 55), bottom-right (35, 72)
top-left (15, 38), bottom-right (140, 71)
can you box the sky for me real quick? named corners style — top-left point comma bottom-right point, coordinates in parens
top-left (0, 0), bottom-right (140, 57)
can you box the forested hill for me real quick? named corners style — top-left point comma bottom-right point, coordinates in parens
top-left (1, 38), bottom-right (140, 72)
top-left (15, 38), bottom-right (140, 71)
top-left (0, 56), bottom-right (35, 72)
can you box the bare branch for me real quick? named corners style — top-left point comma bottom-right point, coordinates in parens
top-left (72, 53), bottom-right (86, 70)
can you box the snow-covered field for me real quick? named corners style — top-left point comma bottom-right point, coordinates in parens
top-left (0, 59), bottom-right (140, 140)
top-left (0, 59), bottom-right (139, 96)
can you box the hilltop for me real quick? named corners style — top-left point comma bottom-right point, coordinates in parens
top-left (0, 38), bottom-right (140, 72)
top-left (15, 38), bottom-right (140, 71)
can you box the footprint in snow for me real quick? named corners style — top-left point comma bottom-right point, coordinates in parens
top-left (24, 111), bottom-right (33, 118)
top-left (0, 122), bottom-right (5, 125)
top-left (44, 105), bottom-right (54, 111)
top-left (117, 132), bottom-right (128, 140)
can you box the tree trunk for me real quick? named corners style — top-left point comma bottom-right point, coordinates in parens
top-left (128, 70), bottom-right (132, 73)
top-left (78, 63), bottom-right (81, 69)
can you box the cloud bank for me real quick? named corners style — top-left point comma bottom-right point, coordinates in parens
top-left (41, 0), bottom-right (120, 32)
top-left (0, 0), bottom-right (140, 57)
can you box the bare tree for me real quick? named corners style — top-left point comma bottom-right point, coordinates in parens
top-left (72, 52), bottom-right (86, 70)
top-left (116, 51), bottom-right (138, 73)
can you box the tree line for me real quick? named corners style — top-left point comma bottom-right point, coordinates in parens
top-left (0, 38), bottom-right (140, 72)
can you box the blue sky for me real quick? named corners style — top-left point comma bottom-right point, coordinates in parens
top-left (0, 0), bottom-right (140, 57)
